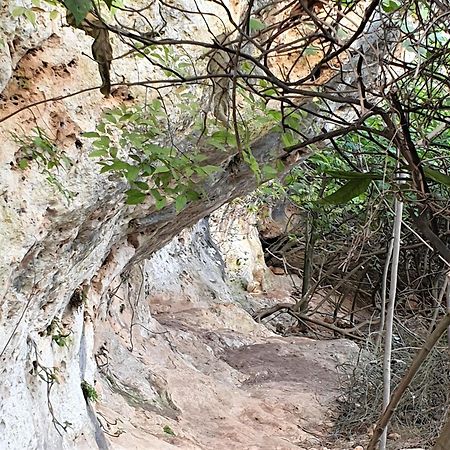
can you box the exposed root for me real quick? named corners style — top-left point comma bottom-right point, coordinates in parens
top-left (253, 303), bottom-right (366, 341)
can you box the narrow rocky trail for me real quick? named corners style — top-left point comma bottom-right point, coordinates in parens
top-left (88, 218), bottom-right (360, 450)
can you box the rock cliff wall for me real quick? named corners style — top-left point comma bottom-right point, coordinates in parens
top-left (0, 3), bottom-right (359, 449)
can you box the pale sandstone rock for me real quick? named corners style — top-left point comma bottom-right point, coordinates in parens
top-left (0, 2), bottom-right (362, 449)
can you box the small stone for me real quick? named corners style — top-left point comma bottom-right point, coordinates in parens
top-left (269, 266), bottom-right (285, 275)
top-left (388, 432), bottom-right (401, 440)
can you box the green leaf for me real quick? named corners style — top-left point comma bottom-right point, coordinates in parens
top-left (119, 113), bottom-right (134, 121)
top-left (249, 18), bottom-right (266, 32)
top-left (63, 0), bottom-right (92, 25)
top-left (24, 10), bottom-right (36, 26)
top-left (18, 159), bottom-right (29, 170)
top-left (208, 130), bottom-right (237, 148)
top-left (11, 7), bottom-right (26, 17)
top-left (175, 194), bottom-right (187, 212)
top-left (125, 165), bottom-right (140, 182)
top-left (281, 132), bottom-right (297, 147)
top-left (198, 165), bottom-right (220, 175)
top-left (150, 189), bottom-right (163, 201)
top-left (163, 425), bottom-right (175, 436)
top-left (82, 131), bottom-right (100, 138)
top-left (324, 170), bottom-right (382, 180)
top-left (153, 165), bottom-right (170, 174)
top-left (267, 110), bottom-right (282, 121)
top-left (424, 166), bottom-right (450, 187)
top-left (109, 147), bottom-right (118, 158)
top-left (49, 10), bottom-right (59, 20)
top-left (143, 144), bottom-right (171, 157)
top-left (275, 159), bottom-right (285, 173)
top-left (243, 148), bottom-right (261, 182)
top-left (134, 181), bottom-right (149, 190)
top-left (382, 0), bottom-right (401, 13)
top-left (185, 189), bottom-right (200, 201)
top-left (140, 164), bottom-right (155, 176)
top-left (99, 160), bottom-right (129, 173)
top-left (92, 136), bottom-right (110, 148)
top-left (53, 335), bottom-right (67, 347)
top-left (155, 197), bottom-right (166, 210)
top-left (109, 160), bottom-right (130, 171)
top-left (262, 164), bottom-right (278, 180)
top-left (125, 189), bottom-right (146, 205)
top-left (100, 164), bottom-right (113, 173)
top-left (319, 178), bottom-right (371, 205)
top-left (192, 154), bottom-right (208, 163)
top-left (88, 149), bottom-right (108, 158)
top-left (103, 113), bottom-right (118, 124)
top-left (184, 166), bottom-right (194, 177)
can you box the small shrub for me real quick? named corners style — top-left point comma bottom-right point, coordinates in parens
top-left (81, 381), bottom-right (99, 402)
top-left (163, 425), bottom-right (175, 436)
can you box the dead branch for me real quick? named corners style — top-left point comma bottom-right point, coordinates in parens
top-left (367, 312), bottom-right (450, 450)
top-left (253, 303), bottom-right (366, 341)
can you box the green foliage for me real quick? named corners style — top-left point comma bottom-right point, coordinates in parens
top-left (11, 128), bottom-right (74, 202)
top-left (249, 18), bottom-right (266, 33)
top-left (12, 127), bottom-right (71, 171)
top-left (322, 170), bottom-right (382, 181)
top-left (47, 319), bottom-right (72, 347)
top-left (11, 0), bottom-right (61, 25)
top-left (206, 129), bottom-right (237, 151)
top-left (242, 147), bottom-right (261, 182)
top-left (52, 333), bottom-right (71, 347)
top-left (83, 47), bottom-right (288, 209)
top-left (11, 6), bottom-right (37, 25)
top-left (262, 164), bottom-right (278, 180)
top-left (423, 166), bottom-right (450, 187)
top-left (319, 177), bottom-right (372, 205)
top-left (81, 381), bottom-right (99, 402)
top-left (85, 100), bottom-right (220, 211)
top-left (163, 425), bottom-right (176, 436)
top-left (382, 0), bottom-right (401, 13)
top-left (63, 0), bottom-right (92, 24)
top-left (143, 46), bottom-right (194, 79)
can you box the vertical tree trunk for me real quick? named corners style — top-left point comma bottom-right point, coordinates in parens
top-left (376, 237), bottom-right (394, 352)
top-left (380, 197), bottom-right (403, 450)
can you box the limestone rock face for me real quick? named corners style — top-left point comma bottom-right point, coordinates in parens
top-left (210, 201), bottom-right (270, 294)
top-left (0, 2), bottom-right (359, 449)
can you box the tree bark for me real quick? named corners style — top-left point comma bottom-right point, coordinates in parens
top-left (380, 197), bottom-right (403, 450)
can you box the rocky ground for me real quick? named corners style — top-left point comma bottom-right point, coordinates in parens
top-left (91, 247), bottom-right (362, 450)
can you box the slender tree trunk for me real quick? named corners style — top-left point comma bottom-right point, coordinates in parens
top-left (376, 235), bottom-right (394, 352)
top-left (380, 197), bottom-right (403, 450)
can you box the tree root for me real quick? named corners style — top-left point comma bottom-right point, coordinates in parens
top-left (253, 303), bottom-right (366, 341)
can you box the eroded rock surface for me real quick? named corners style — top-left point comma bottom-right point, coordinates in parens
top-left (89, 221), bottom-right (359, 450)
top-left (0, 3), bottom-right (360, 449)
